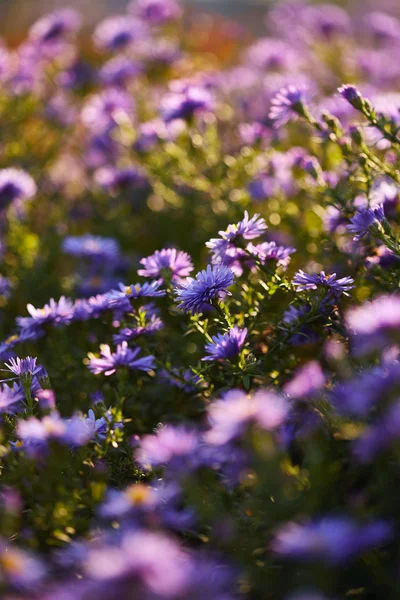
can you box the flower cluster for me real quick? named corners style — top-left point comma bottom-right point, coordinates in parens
top-left (0, 2), bottom-right (399, 599)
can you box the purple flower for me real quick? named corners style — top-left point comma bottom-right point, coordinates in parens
top-left (17, 412), bottom-right (94, 449)
top-left (206, 211), bottom-right (267, 273)
top-left (136, 425), bottom-right (199, 469)
top-left (338, 84), bottom-right (364, 109)
top-left (17, 296), bottom-right (74, 334)
top-left (0, 541), bottom-right (46, 589)
top-left (348, 204), bottom-right (386, 240)
top-left (99, 56), bottom-right (142, 87)
top-left (0, 168), bottom-right (36, 213)
top-left (161, 83), bottom-right (213, 122)
top-left (29, 9), bottom-right (81, 44)
top-left (5, 356), bottom-right (42, 382)
top-left (203, 326), bottom-right (247, 361)
top-left (62, 235), bottom-right (120, 261)
top-left (303, 4), bottom-right (351, 39)
top-left (293, 270), bottom-right (354, 295)
top-left (107, 281), bottom-right (165, 309)
top-left (132, 0), bottom-right (182, 24)
top-left (81, 89), bottom-right (134, 134)
top-left (0, 383), bottom-right (24, 414)
top-left (247, 241), bottom-right (295, 270)
top-left (346, 295), bottom-right (400, 354)
top-left (269, 86), bottom-right (308, 127)
top-left (175, 265), bottom-right (234, 314)
top-left (353, 401), bottom-right (400, 462)
top-left (271, 516), bottom-right (391, 564)
top-left (331, 363), bottom-right (400, 417)
top-left (206, 388), bottom-right (289, 445)
top-left (94, 165), bottom-right (147, 191)
top-left (84, 530), bottom-right (190, 596)
top-left (139, 248), bottom-right (194, 283)
top-left (93, 16), bottom-right (146, 52)
top-left (283, 361), bottom-right (325, 399)
top-left (113, 315), bottom-right (164, 344)
top-left (87, 342), bottom-right (155, 376)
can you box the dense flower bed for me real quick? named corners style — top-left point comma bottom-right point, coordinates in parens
top-left (0, 0), bottom-right (400, 597)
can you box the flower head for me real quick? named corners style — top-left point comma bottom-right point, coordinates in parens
top-left (62, 234), bottom-right (120, 262)
top-left (345, 294), bottom-right (400, 354)
top-left (269, 86), bottom-right (308, 127)
top-left (139, 248), bottom-right (194, 283)
top-left (136, 425), bottom-right (199, 470)
top-left (271, 517), bottom-right (391, 564)
top-left (161, 84), bottom-right (213, 122)
top-left (17, 297), bottom-right (74, 335)
top-left (87, 342), bottom-right (155, 376)
top-left (338, 84), bottom-right (364, 109)
top-left (0, 168), bottom-right (36, 214)
top-left (93, 16), bottom-right (146, 52)
top-left (107, 281), bottom-right (165, 310)
top-left (348, 204), bottom-right (386, 239)
top-left (206, 389), bottom-right (288, 445)
top-left (131, 0), bottom-right (182, 24)
top-left (293, 270), bottom-right (354, 295)
top-left (29, 9), bottom-right (81, 44)
top-left (175, 265), bottom-right (234, 314)
top-left (203, 326), bottom-right (247, 361)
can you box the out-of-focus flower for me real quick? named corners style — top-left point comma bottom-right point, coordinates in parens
top-left (93, 16), bottom-right (146, 52)
top-left (136, 425), bottom-right (198, 469)
top-left (99, 56), bottom-right (142, 87)
top-left (283, 361), bottom-right (325, 399)
top-left (29, 9), bottom-right (81, 45)
top-left (139, 248), bottom-right (193, 283)
top-left (346, 295), bottom-right (400, 354)
top-left (271, 517), bottom-right (391, 564)
top-left (206, 388), bottom-right (288, 445)
top-left (269, 86), bottom-right (308, 127)
top-left (175, 265), bottom-right (234, 313)
top-left (203, 326), bottom-right (247, 361)
top-left (0, 168), bottom-right (36, 214)
top-left (62, 235), bottom-right (120, 262)
top-left (87, 342), bottom-right (155, 376)
top-left (81, 89), bottom-right (134, 134)
top-left (131, 0), bottom-right (182, 24)
top-left (161, 83), bottom-right (213, 122)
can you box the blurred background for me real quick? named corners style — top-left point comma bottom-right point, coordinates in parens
top-left (1, 0), bottom-right (399, 38)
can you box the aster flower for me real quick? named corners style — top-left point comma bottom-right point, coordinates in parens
top-left (247, 241), bottom-right (295, 270)
top-left (17, 412), bottom-right (94, 448)
top-left (0, 541), bottom-right (46, 589)
top-left (348, 204), bottom-right (386, 240)
top-left (175, 265), bottom-right (234, 314)
top-left (81, 89), bottom-right (133, 134)
top-left (94, 165), bottom-right (148, 191)
top-left (203, 326), bottom-right (247, 361)
top-left (62, 234), bottom-right (120, 262)
top-left (131, 0), bottom-right (182, 24)
top-left (0, 383), bottom-right (24, 414)
top-left (283, 361), bottom-right (325, 399)
top-left (161, 84), bottom-right (213, 122)
top-left (93, 16), bottom-right (146, 52)
top-left (113, 315), bottom-right (164, 344)
top-left (87, 342), bottom-right (155, 376)
top-left (206, 211), bottom-right (267, 272)
top-left (5, 356), bottom-right (42, 385)
top-left (206, 388), bottom-right (289, 445)
top-left (99, 56), bottom-right (142, 87)
top-left (136, 425), bottom-right (199, 470)
top-left (271, 517), bottom-right (391, 564)
top-left (138, 248), bottom-right (194, 283)
top-left (331, 363), bottom-right (400, 417)
top-left (338, 84), bottom-right (364, 110)
top-left (293, 270), bottom-right (354, 295)
top-left (29, 9), bottom-right (81, 44)
top-left (345, 294), bottom-right (400, 354)
top-left (107, 281), bottom-right (165, 309)
top-left (17, 296), bottom-right (74, 334)
top-left (0, 168), bottom-right (36, 214)
top-left (269, 86), bottom-right (308, 127)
